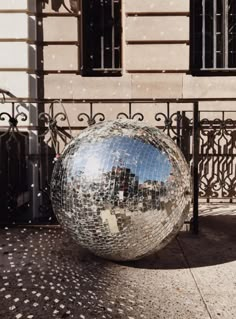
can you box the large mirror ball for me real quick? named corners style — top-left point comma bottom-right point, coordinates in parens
top-left (51, 120), bottom-right (191, 261)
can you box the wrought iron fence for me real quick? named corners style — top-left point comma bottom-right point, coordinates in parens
top-left (198, 111), bottom-right (236, 201)
top-left (1, 94), bottom-right (236, 233)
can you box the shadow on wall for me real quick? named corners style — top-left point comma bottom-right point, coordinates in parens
top-left (42, 0), bottom-right (79, 13)
top-left (117, 212), bottom-right (236, 270)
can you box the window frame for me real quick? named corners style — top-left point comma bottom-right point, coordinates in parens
top-left (190, 0), bottom-right (236, 76)
top-left (80, 0), bottom-right (122, 77)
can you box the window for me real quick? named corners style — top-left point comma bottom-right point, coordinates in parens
top-left (81, 0), bottom-right (122, 76)
top-left (191, 0), bottom-right (236, 72)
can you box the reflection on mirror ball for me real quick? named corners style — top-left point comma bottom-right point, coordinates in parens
top-left (51, 120), bottom-right (191, 261)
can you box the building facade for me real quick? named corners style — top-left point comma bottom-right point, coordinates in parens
top-left (1, 1), bottom-right (236, 105)
top-left (0, 0), bottom-right (236, 222)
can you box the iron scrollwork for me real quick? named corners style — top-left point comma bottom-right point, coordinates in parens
top-left (155, 112), bottom-right (181, 137)
top-left (155, 109), bottom-right (182, 142)
top-left (199, 117), bottom-right (236, 200)
top-left (116, 103), bottom-right (144, 121)
top-left (37, 101), bottom-right (73, 219)
top-left (77, 103), bottom-right (105, 126)
top-left (0, 108), bottom-right (28, 140)
top-left (38, 100), bottom-right (73, 153)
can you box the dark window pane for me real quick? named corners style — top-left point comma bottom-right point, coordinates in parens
top-left (192, 0), bottom-right (236, 71)
top-left (104, 0), bottom-right (112, 69)
top-left (81, 0), bottom-right (122, 76)
top-left (191, 0), bottom-right (202, 69)
top-left (229, 0), bottom-right (236, 66)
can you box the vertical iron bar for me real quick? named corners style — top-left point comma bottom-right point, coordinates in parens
top-left (90, 102), bottom-right (93, 120)
top-left (129, 102), bottom-right (131, 119)
top-left (213, 0), bottom-right (217, 68)
top-left (100, 0), bottom-right (104, 69)
top-left (181, 110), bottom-right (186, 158)
top-left (101, 38), bottom-right (104, 68)
top-left (30, 0), bottom-right (43, 220)
top-left (12, 102), bottom-right (14, 119)
top-left (111, 0), bottom-right (115, 68)
top-left (224, 0), bottom-right (229, 68)
top-left (202, 0), bottom-right (206, 68)
top-left (77, 14), bottom-right (80, 75)
top-left (192, 102), bottom-right (199, 234)
top-left (181, 111), bottom-right (191, 162)
top-left (176, 111), bottom-right (181, 147)
top-left (167, 102), bottom-right (170, 136)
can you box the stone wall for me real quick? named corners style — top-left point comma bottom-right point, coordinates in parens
top-left (0, 0), bottom-right (236, 112)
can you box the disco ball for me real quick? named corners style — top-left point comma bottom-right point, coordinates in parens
top-left (51, 120), bottom-right (191, 261)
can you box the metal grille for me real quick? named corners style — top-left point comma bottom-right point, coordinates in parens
top-left (198, 111), bottom-right (236, 201)
top-left (192, 0), bottom-right (236, 70)
top-left (81, 0), bottom-right (122, 76)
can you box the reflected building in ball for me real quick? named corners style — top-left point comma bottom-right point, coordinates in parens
top-left (51, 120), bottom-right (191, 261)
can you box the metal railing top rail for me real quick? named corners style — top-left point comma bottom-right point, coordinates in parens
top-left (2, 97), bottom-right (236, 103)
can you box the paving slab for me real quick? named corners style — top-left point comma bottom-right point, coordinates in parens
top-left (0, 228), bottom-right (208, 319)
top-left (0, 203), bottom-right (235, 319)
top-left (179, 204), bottom-right (236, 319)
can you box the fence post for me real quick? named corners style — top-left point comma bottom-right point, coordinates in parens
top-left (181, 111), bottom-right (191, 162)
top-left (192, 102), bottom-right (199, 234)
top-left (28, 103), bottom-right (40, 221)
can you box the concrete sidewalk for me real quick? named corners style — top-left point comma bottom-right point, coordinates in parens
top-left (0, 204), bottom-right (236, 319)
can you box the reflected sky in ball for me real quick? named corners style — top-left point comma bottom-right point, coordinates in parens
top-left (70, 136), bottom-right (171, 183)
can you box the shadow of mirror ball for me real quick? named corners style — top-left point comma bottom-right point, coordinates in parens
top-left (50, 120), bottom-right (191, 261)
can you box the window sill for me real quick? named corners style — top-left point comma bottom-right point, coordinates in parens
top-left (189, 69), bottom-right (236, 77)
top-left (80, 69), bottom-right (122, 77)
